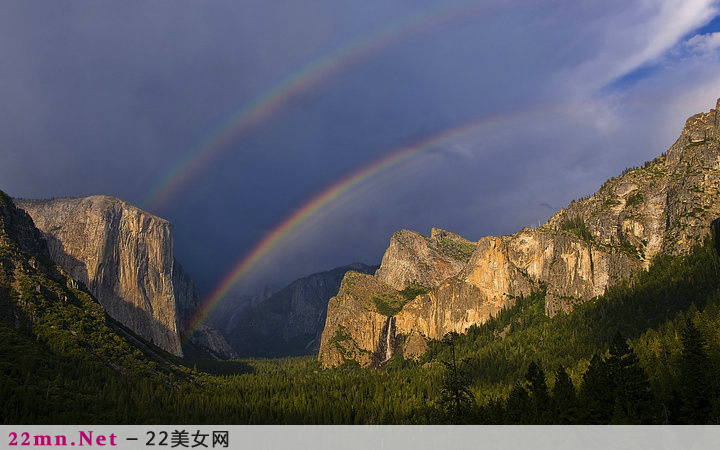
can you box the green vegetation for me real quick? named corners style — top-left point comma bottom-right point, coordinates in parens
top-left (420, 229), bottom-right (720, 410)
top-left (435, 237), bottom-right (476, 261)
top-left (602, 196), bottom-right (621, 208)
top-left (593, 156), bottom-right (665, 202)
top-left (4, 231), bottom-right (720, 423)
top-left (570, 194), bottom-right (592, 204)
top-left (328, 324), bottom-right (352, 345)
top-left (559, 216), bottom-right (594, 242)
top-left (399, 282), bottom-right (429, 301)
top-left (372, 283), bottom-right (429, 316)
top-left (328, 325), bottom-right (371, 364)
top-left (372, 293), bottom-right (407, 316)
top-left (438, 332), bottom-right (475, 423)
top-left (616, 235), bottom-right (643, 258)
top-left (625, 191), bottom-right (644, 208)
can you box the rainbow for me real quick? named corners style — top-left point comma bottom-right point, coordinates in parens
top-left (182, 109), bottom-right (542, 342)
top-left (143, 0), bottom-right (507, 211)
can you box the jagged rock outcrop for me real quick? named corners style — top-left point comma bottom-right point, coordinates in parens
top-left (15, 195), bottom-right (232, 358)
top-left (375, 228), bottom-right (475, 290)
top-left (319, 98), bottom-right (720, 368)
top-left (395, 230), bottom-right (639, 340)
top-left (214, 263), bottom-right (376, 357)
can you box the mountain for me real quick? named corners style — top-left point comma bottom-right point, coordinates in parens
top-left (210, 287), bottom-right (273, 343)
top-left (213, 263), bottom-right (377, 357)
top-left (0, 190), bottom-right (213, 421)
top-left (318, 98), bottom-right (720, 368)
top-left (15, 195), bottom-right (233, 358)
top-left (0, 190), bottom-right (180, 375)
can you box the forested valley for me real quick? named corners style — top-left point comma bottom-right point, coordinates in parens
top-left (3, 224), bottom-right (720, 424)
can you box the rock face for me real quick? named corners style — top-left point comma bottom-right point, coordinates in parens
top-left (15, 195), bottom-right (232, 358)
top-left (214, 263), bottom-right (376, 357)
top-left (375, 228), bottom-right (474, 291)
top-left (318, 271), bottom-right (398, 367)
top-left (319, 98), bottom-right (720, 368)
top-left (0, 190), bottom-right (183, 375)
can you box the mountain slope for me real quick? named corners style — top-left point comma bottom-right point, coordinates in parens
top-left (547, 101), bottom-right (720, 261)
top-left (319, 98), bottom-right (720, 368)
top-left (214, 263), bottom-right (377, 357)
top-left (15, 196), bottom-right (233, 358)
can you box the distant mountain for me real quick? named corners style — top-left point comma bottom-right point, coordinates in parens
top-left (319, 98), bottom-right (720, 368)
top-left (210, 287), bottom-right (273, 340)
top-left (15, 196), bottom-right (233, 359)
top-left (213, 263), bottom-right (377, 357)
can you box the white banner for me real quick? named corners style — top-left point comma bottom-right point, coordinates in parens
top-left (0, 425), bottom-right (718, 449)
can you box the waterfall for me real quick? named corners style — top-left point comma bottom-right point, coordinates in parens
top-left (384, 316), bottom-right (394, 362)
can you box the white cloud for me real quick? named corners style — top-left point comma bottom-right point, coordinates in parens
top-left (685, 32), bottom-right (720, 54)
top-left (545, 0), bottom-right (720, 145)
top-left (567, 0), bottom-right (718, 91)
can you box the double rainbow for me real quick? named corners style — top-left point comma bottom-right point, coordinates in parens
top-left (143, 0), bottom-right (507, 211)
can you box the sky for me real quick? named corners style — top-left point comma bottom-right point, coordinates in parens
top-left (2, 0), bottom-right (720, 301)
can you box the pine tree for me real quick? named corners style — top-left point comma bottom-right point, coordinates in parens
top-left (524, 360), bottom-right (549, 423)
top-left (579, 354), bottom-right (613, 423)
top-left (438, 332), bottom-right (475, 424)
top-left (678, 320), bottom-right (713, 423)
top-left (504, 381), bottom-right (532, 424)
top-left (550, 366), bottom-right (578, 424)
top-left (605, 332), bottom-right (655, 424)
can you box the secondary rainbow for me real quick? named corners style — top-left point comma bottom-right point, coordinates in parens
top-left (182, 110), bottom-right (536, 340)
top-left (143, 0), bottom-right (505, 211)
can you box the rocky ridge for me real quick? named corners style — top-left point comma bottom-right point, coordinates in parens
top-left (319, 98), bottom-right (720, 368)
top-left (15, 196), bottom-right (233, 358)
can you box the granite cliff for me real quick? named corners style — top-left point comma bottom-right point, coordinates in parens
top-left (15, 196), bottom-right (233, 358)
top-left (319, 98), bottom-right (720, 368)
top-left (0, 190), bottom-right (190, 380)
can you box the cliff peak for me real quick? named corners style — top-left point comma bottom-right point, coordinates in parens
top-left (18, 195), bottom-right (170, 227)
top-left (15, 195), bottom-right (232, 358)
top-left (375, 227), bottom-right (475, 291)
top-left (430, 227), bottom-right (474, 243)
top-left (679, 100), bottom-right (718, 143)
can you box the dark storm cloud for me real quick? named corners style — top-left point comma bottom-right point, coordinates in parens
top-left (1, 0), bottom-right (719, 294)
